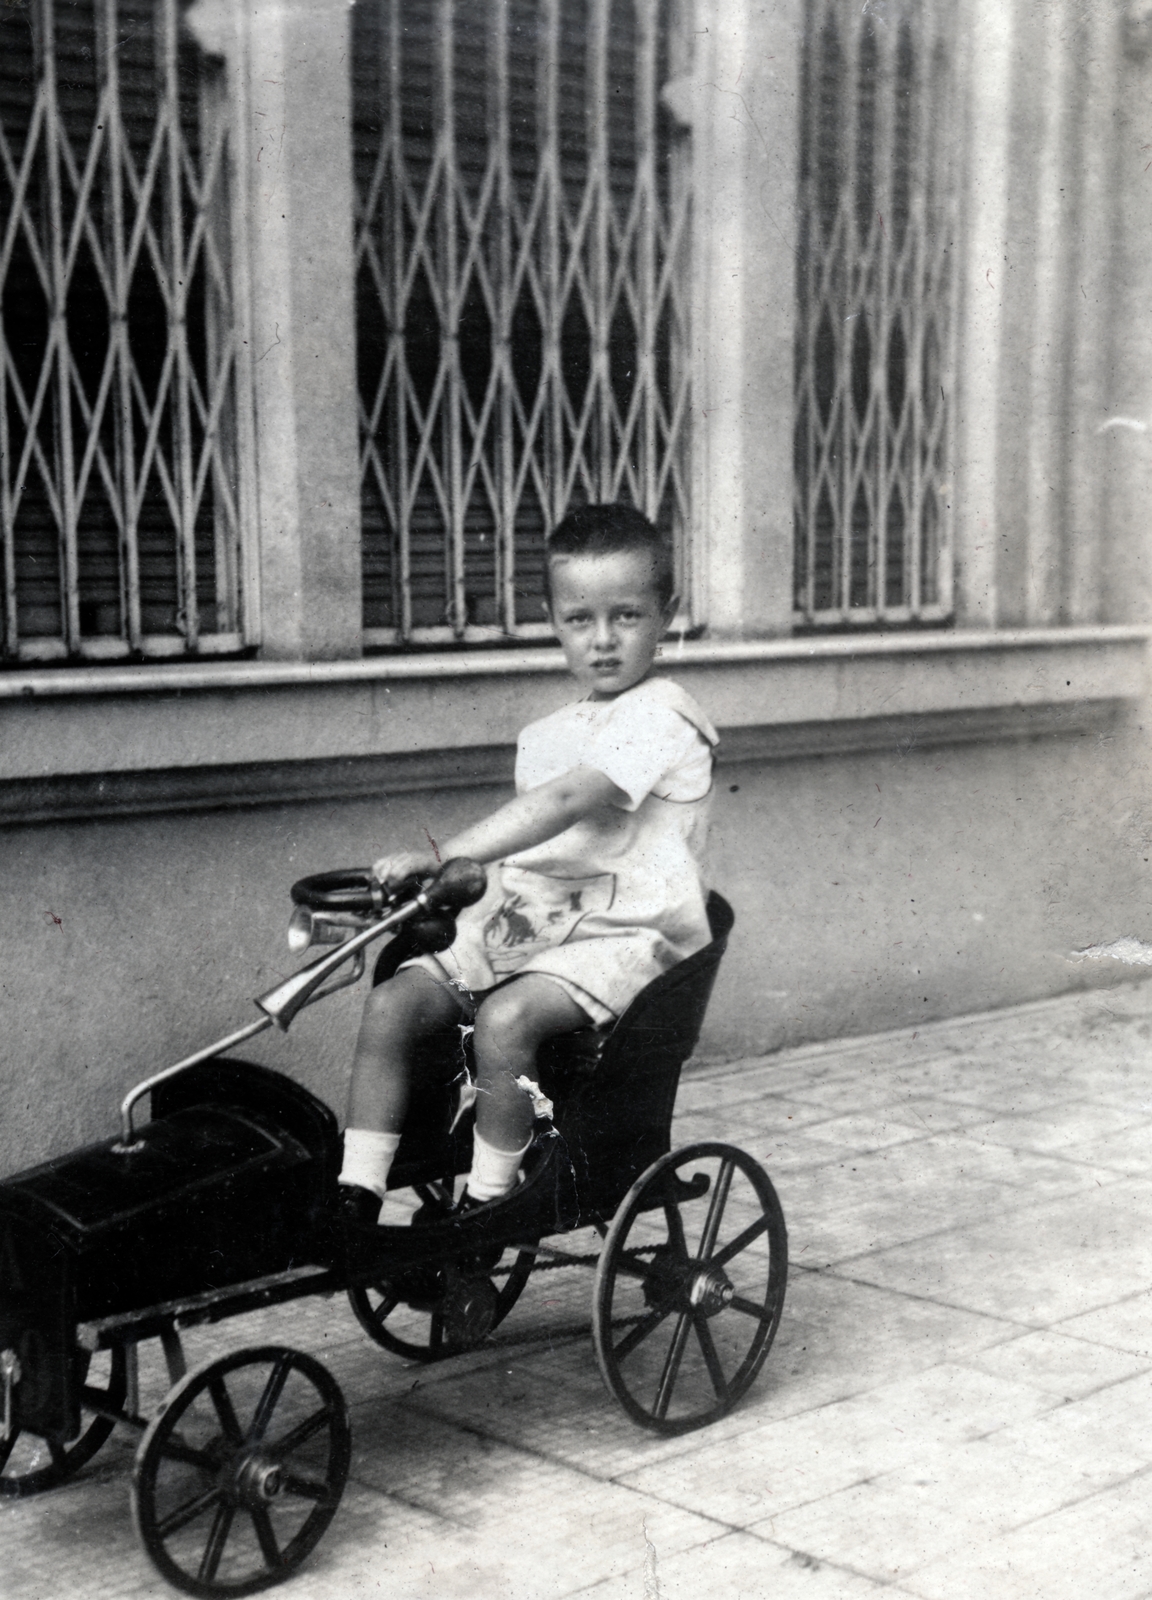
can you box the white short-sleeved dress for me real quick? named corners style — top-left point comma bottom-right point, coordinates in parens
top-left (410, 676), bottom-right (718, 1025)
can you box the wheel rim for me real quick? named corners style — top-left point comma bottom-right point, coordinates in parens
top-left (133, 1346), bottom-right (350, 1598)
top-left (0, 1343), bottom-right (127, 1498)
top-left (593, 1142), bottom-right (787, 1435)
top-left (348, 1247), bottom-right (536, 1362)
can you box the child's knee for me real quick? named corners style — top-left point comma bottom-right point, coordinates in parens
top-left (360, 978), bottom-right (405, 1036)
top-left (473, 983), bottom-right (539, 1059)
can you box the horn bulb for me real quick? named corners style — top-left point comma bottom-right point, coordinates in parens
top-left (420, 857), bottom-right (487, 912)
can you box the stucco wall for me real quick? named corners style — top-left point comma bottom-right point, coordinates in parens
top-left (2, 714), bottom-right (1148, 1174)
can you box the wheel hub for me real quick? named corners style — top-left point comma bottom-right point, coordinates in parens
top-left (688, 1265), bottom-right (734, 1317)
top-left (232, 1452), bottom-right (283, 1507)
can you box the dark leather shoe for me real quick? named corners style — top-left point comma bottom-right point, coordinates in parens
top-left (339, 1183), bottom-right (382, 1229)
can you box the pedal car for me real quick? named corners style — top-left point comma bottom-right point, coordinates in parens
top-left (0, 860), bottom-right (787, 1596)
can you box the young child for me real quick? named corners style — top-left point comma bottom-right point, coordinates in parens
top-left (338, 503), bottom-right (718, 1223)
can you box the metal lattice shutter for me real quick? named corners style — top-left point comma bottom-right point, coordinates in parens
top-left (0, 0), bottom-right (252, 663)
top-left (353, 0), bottom-right (692, 646)
top-left (793, 0), bottom-right (959, 629)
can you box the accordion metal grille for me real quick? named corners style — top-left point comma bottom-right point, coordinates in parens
top-left (793, 0), bottom-right (959, 629)
top-left (353, 0), bottom-right (692, 646)
top-left (0, 0), bottom-right (251, 664)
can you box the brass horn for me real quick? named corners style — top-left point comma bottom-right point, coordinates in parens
top-left (254, 857), bottom-right (487, 1031)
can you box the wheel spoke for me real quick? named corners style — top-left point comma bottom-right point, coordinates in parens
top-left (653, 1311), bottom-right (693, 1421)
top-left (612, 1307), bottom-right (671, 1364)
top-left (197, 1502), bottom-right (234, 1584)
top-left (372, 1291), bottom-right (401, 1326)
top-left (697, 1158), bottom-right (735, 1260)
top-left (250, 1505), bottom-right (282, 1569)
top-left (729, 1293), bottom-right (778, 1325)
top-left (47, 1438), bottom-right (66, 1468)
top-left (0, 1429), bottom-right (20, 1472)
top-left (692, 1313), bottom-right (731, 1404)
top-left (711, 1213), bottom-right (773, 1270)
top-left (248, 1354), bottom-right (291, 1444)
top-left (280, 1471), bottom-right (335, 1504)
top-left (612, 1247), bottom-right (667, 1282)
top-left (209, 1376), bottom-right (243, 1443)
top-left (273, 1404), bottom-right (333, 1457)
top-left (158, 1484), bottom-right (223, 1540)
top-left (663, 1201), bottom-right (690, 1262)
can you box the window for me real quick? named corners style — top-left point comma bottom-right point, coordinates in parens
top-left (352, 0), bottom-right (692, 646)
top-left (0, 0), bottom-right (252, 664)
top-left (792, 0), bottom-right (959, 629)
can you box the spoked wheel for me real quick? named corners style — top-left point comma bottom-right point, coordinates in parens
top-left (593, 1142), bottom-right (787, 1436)
top-left (0, 1343), bottom-right (128, 1498)
top-left (133, 1346), bottom-right (350, 1598)
top-left (348, 1246), bottom-right (536, 1362)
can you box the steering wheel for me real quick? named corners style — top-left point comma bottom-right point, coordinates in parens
top-left (290, 858), bottom-right (487, 923)
top-left (290, 868), bottom-right (391, 914)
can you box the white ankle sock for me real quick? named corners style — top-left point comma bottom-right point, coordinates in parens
top-left (466, 1129), bottom-right (532, 1203)
top-left (339, 1128), bottom-right (402, 1201)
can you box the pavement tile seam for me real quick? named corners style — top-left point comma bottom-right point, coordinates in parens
top-left (788, 1260), bottom-right (1027, 1335)
top-left (559, 1535), bottom-right (921, 1600)
top-left (808, 1264), bottom-right (1044, 1333)
top-left (343, 1474), bottom-right (472, 1531)
top-left (894, 1461), bottom-right (1152, 1596)
top-left (985, 1455), bottom-right (1152, 1531)
top-left (684, 978), bottom-right (1151, 1074)
top-left (816, 1171), bottom-right (1152, 1276)
top-left (954, 1353), bottom-right (1152, 1407)
top-left (400, 1394), bottom-right (747, 1535)
top-left (739, 1528), bottom-right (922, 1591)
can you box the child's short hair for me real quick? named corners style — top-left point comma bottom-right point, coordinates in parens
top-left (545, 503), bottom-right (675, 607)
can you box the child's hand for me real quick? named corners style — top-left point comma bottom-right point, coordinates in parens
top-left (370, 850), bottom-right (440, 892)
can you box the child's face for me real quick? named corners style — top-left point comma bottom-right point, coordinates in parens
top-left (545, 550), bottom-right (676, 698)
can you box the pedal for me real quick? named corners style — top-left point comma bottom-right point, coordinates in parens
top-left (440, 1273), bottom-right (499, 1349)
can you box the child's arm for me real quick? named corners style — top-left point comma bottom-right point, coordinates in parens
top-left (372, 766), bottom-right (627, 886)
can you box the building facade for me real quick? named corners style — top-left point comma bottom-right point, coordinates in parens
top-left (1, 0), bottom-right (1150, 1170)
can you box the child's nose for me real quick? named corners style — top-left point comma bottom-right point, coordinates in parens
top-left (593, 616), bottom-right (618, 650)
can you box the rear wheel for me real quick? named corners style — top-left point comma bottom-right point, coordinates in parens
top-left (0, 1343), bottom-right (127, 1498)
top-left (348, 1247), bottom-right (536, 1362)
top-left (593, 1142), bottom-right (787, 1435)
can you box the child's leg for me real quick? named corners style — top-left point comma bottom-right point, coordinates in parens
top-left (341, 966), bottom-right (465, 1204)
top-left (467, 975), bottom-right (590, 1201)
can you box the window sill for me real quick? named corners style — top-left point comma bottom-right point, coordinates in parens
top-left (0, 625), bottom-right (1146, 824)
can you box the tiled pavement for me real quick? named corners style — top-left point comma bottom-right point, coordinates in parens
top-left (6, 980), bottom-right (1152, 1599)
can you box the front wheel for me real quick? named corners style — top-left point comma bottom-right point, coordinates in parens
top-left (593, 1142), bottom-right (787, 1435)
top-left (132, 1346), bottom-right (350, 1597)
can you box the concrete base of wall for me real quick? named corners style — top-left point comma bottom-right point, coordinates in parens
top-left (2, 715), bottom-right (1149, 1172)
